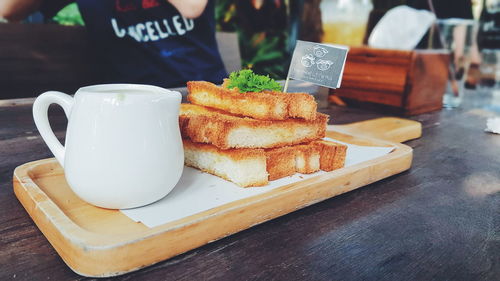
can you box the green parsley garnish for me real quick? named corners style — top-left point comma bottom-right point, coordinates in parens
top-left (226, 70), bottom-right (282, 93)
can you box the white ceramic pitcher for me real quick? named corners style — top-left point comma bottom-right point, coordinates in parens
top-left (33, 84), bottom-right (184, 209)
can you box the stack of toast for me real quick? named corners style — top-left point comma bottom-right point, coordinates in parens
top-left (180, 81), bottom-right (347, 187)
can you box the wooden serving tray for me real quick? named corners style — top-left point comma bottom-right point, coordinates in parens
top-left (13, 118), bottom-right (416, 277)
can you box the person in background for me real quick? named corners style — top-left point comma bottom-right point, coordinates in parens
top-left (407, 0), bottom-right (474, 19)
top-left (0, 0), bottom-right (227, 88)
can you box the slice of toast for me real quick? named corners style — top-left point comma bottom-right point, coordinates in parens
top-left (187, 81), bottom-right (317, 120)
top-left (183, 140), bottom-right (268, 187)
top-left (180, 104), bottom-right (328, 149)
top-left (265, 146), bottom-right (297, 181)
top-left (314, 140), bottom-right (347, 171)
top-left (183, 139), bottom-right (347, 187)
top-left (294, 143), bottom-right (321, 174)
top-left (265, 144), bottom-right (322, 180)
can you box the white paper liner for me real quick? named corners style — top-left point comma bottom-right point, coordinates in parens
top-left (121, 138), bottom-right (395, 228)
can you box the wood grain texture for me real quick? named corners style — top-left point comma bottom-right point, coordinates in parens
top-left (404, 50), bottom-right (450, 115)
top-left (332, 47), bottom-right (412, 108)
top-left (0, 88), bottom-right (498, 281)
top-left (330, 117), bottom-right (422, 143)
top-left (331, 47), bottom-right (450, 115)
top-left (13, 128), bottom-right (412, 277)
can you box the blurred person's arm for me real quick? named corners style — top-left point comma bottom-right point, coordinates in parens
top-left (168, 0), bottom-right (208, 19)
top-left (0, 0), bottom-right (42, 22)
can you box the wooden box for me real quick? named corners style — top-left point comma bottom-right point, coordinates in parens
top-left (329, 47), bottom-right (450, 116)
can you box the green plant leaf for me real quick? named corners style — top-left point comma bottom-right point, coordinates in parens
top-left (226, 69), bottom-right (282, 93)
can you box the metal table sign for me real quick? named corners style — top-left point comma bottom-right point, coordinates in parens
top-left (284, 40), bottom-right (349, 91)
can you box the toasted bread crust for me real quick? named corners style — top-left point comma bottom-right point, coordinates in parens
top-left (265, 146), bottom-right (297, 180)
top-left (313, 140), bottom-right (347, 171)
top-left (183, 139), bottom-right (268, 187)
top-left (180, 104), bottom-right (328, 149)
top-left (183, 139), bottom-right (264, 161)
top-left (187, 81), bottom-right (318, 120)
top-left (294, 144), bottom-right (321, 174)
top-left (288, 93), bottom-right (316, 120)
top-left (183, 139), bottom-right (346, 187)
top-left (269, 91), bottom-right (317, 120)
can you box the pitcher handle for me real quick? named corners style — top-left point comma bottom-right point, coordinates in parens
top-left (33, 91), bottom-right (74, 167)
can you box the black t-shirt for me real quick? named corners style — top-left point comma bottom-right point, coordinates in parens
top-left (44, 0), bottom-right (227, 87)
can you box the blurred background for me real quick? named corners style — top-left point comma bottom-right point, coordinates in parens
top-left (1, 0), bottom-right (499, 106)
top-left (7, 0), bottom-right (495, 78)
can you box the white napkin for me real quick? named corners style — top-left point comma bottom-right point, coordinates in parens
top-left (368, 5), bottom-right (436, 50)
top-left (486, 117), bottom-right (500, 134)
top-left (121, 138), bottom-right (394, 228)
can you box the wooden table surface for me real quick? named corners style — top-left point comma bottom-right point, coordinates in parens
top-left (0, 88), bottom-right (499, 281)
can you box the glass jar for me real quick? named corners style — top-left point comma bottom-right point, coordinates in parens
top-left (320, 0), bottom-right (373, 46)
